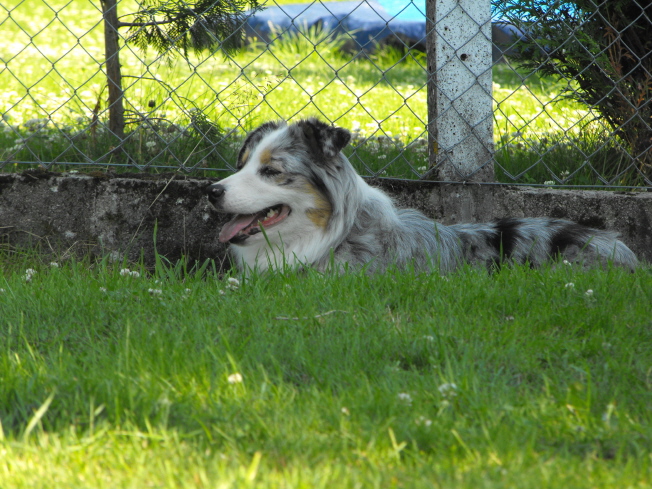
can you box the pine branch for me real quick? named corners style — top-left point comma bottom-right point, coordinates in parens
top-left (495, 0), bottom-right (652, 169)
top-left (124, 0), bottom-right (261, 59)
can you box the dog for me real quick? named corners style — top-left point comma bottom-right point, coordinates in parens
top-left (206, 118), bottom-right (638, 273)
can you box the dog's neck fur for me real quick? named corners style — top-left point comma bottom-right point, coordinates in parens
top-left (316, 158), bottom-right (463, 273)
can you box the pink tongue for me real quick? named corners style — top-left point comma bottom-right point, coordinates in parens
top-left (219, 213), bottom-right (260, 243)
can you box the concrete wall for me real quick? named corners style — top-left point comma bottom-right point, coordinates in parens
top-left (1, 170), bottom-right (650, 268)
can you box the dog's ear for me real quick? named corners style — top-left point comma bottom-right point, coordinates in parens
top-left (297, 118), bottom-right (351, 160)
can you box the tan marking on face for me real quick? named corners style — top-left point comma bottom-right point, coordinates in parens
top-left (306, 208), bottom-right (331, 229)
top-left (259, 148), bottom-right (273, 165)
top-left (239, 148), bottom-right (250, 167)
top-left (274, 174), bottom-right (289, 184)
top-left (302, 182), bottom-right (332, 229)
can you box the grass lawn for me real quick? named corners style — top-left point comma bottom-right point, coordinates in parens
top-left (1, 252), bottom-right (651, 487)
top-left (2, 0), bottom-right (639, 185)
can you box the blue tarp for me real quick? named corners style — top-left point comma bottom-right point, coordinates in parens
top-left (244, 1), bottom-right (521, 60)
top-left (245, 1), bottom-right (426, 51)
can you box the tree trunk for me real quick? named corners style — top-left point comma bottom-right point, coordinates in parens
top-left (101, 0), bottom-right (125, 143)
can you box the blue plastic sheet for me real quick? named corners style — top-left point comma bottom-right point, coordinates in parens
top-left (244, 1), bottom-right (522, 60)
top-left (245, 1), bottom-right (426, 51)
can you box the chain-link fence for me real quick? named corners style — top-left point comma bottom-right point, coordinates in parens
top-left (1, 0), bottom-right (650, 188)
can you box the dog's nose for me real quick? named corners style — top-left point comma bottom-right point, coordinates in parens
top-left (206, 183), bottom-right (226, 206)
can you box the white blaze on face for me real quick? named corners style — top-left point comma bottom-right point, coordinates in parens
top-left (217, 126), bottom-right (331, 248)
top-left (219, 130), bottom-right (287, 214)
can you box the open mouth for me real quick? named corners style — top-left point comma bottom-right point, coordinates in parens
top-left (218, 204), bottom-right (291, 244)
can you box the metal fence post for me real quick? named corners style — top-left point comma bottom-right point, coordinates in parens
top-left (426, 0), bottom-right (494, 182)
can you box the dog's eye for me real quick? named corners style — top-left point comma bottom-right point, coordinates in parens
top-left (259, 166), bottom-right (282, 177)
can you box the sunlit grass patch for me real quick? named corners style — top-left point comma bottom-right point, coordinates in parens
top-left (0, 1), bottom-right (641, 185)
top-left (0, 251), bottom-right (651, 488)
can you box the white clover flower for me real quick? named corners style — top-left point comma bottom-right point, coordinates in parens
top-left (563, 259), bottom-right (571, 266)
top-left (226, 277), bottom-right (240, 290)
top-left (24, 118), bottom-right (48, 131)
top-left (415, 416), bottom-right (432, 427)
top-left (49, 262), bottom-right (59, 268)
top-left (99, 287), bottom-right (107, 293)
top-left (119, 268), bottom-right (140, 278)
top-left (565, 282), bottom-right (575, 289)
top-left (602, 402), bottom-right (616, 424)
top-left (227, 372), bottom-right (243, 384)
top-left (544, 180), bottom-right (555, 186)
top-left (585, 289), bottom-right (594, 297)
top-left (397, 392), bottom-right (413, 405)
top-left (438, 383), bottom-right (458, 398)
top-left (148, 288), bottom-right (162, 295)
top-left (24, 269), bottom-right (37, 282)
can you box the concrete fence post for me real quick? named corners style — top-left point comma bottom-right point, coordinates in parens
top-left (426, 0), bottom-right (494, 182)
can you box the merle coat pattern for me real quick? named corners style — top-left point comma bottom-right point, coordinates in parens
top-left (207, 118), bottom-right (638, 273)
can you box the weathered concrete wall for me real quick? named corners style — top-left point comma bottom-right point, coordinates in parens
top-left (1, 170), bottom-right (650, 268)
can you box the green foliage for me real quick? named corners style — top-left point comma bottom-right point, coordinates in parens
top-left (0, 251), bottom-right (652, 486)
top-left (2, 1), bottom-right (648, 186)
top-left (497, 0), bottom-right (652, 175)
top-left (264, 23), bottom-right (351, 62)
top-left (126, 0), bottom-right (262, 59)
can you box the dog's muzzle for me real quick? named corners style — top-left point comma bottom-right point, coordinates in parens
top-left (206, 183), bottom-right (226, 208)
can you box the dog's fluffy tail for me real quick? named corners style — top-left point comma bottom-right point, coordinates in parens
top-left (450, 218), bottom-right (639, 270)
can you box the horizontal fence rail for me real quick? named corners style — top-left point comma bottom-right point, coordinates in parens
top-left (0, 0), bottom-right (650, 188)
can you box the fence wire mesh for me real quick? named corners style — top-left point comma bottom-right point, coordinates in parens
top-left (0, 0), bottom-right (650, 188)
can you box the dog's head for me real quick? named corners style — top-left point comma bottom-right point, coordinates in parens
top-left (206, 118), bottom-right (351, 248)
